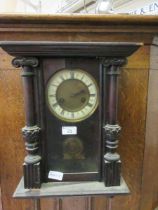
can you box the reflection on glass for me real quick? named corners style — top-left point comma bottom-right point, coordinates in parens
top-left (47, 134), bottom-right (99, 173)
top-left (63, 137), bottom-right (85, 160)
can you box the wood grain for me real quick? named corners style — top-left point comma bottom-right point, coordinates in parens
top-left (0, 14), bottom-right (158, 25)
top-left (0, 67), bottom-right (33, 210)
top-left (140, 44), bottom-right (158, 210)
top-left (61, 197), bottom-right (91, 210)
top-left (0, 14), bottom-right (156, 210)
top-left (116, 68), bottom-right (148, 210)
top-left (92, 67), bottom-right (149, 210)
top-left (40, 198), bottom-right (60, 210)
top-left (0, 187), bottom-right (2, 210)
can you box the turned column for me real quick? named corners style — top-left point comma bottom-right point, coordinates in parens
top-left (102, 57), bottom-right (127, 187)
top-left (12, 57), bottom-right (41, 189)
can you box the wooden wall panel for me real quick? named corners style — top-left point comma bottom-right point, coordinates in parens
top-left (0, 187), bottom-right (2, 210)
top-left (0, 52), bottom-right (32, 210)
top-left (61, 197), bottom-right (91, 210)
top-left (140, 44), bottom-right (158, 210)
top-left (91, 196), bottom-right (107, 210)
top-left (116, 67), bottom-right (148, 210)
top-left (91, 48), bottom-right (149, 210)
top-left (40, 198), bottom-right (60, 210)
top-left (0, 14), bottom-right (157, 210)
top-left (140, 68), bottom-right (158, 210)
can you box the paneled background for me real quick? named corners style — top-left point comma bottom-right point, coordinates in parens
top-left (0, 14), bottom-right (158, 210)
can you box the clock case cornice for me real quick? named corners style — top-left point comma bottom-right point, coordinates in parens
top-left (0, 41), bottom-right (142, 57)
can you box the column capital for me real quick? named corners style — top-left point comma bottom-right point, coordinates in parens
top-left (12, 57), bottom-right (39, 68)
top-left (100, 57), bottom-right (127, 67)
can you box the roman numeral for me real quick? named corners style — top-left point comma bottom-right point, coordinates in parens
top-left (70, 71), bottom-right (75, 79)
top-left (49, 94), bottom-right (55, 97)
top-left (87, 103), bottom-right (93, 107)
top-left (87, 83), bottom-right (93, 88)
top-left (90, 94), bottom-right (96, 97)
top-left (52, 102), bottom-right (58, 108)
top-left (81, 74), bottom-right (84, 80)
top-left (61, 110), bottom-right (65, 115)
top-left (51, 84), bottom-right (58, 87)
top-left (60, 75), bottom-right (65, 81)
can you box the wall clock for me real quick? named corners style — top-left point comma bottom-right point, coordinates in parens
top-left (0, 41), bottom-right (141, 192)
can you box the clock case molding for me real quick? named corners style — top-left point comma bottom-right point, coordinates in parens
top-left (0, 41), bottom-right (141, 197)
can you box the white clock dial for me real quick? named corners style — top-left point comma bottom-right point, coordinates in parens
top-left (46, 69), bottom-right (99, 122)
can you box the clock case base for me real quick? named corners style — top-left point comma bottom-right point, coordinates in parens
top-left (13, 177), bottom-right (130, 199)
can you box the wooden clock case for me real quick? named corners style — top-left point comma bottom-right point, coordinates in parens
top-left (0, 41), bottom-right (141, 197)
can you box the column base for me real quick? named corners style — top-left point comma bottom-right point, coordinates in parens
top-left (23, 162), bottom-right (41, 189)
top-left (104, 159), bottom-right (121, 187)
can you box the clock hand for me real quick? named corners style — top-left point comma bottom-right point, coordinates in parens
top-left (70, 89), bottom-right (85, 97)
top-left (58, 97), bottom-right (65, 104)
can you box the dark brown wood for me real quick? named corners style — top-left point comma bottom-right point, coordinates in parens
top-left (12, 57), bottom-right (39, 126)
top-left (12, 57), bottom-right (42, 189)
top-left (35, 57), bottom-right (101, 183)
top-left (0, 14), bottom-right (157, 210)
top-left (0, 42), bottom-right (141, 189)
top-left (103, 58), bottom-right (126, 124)
top-left (102, 58), bottom-right (126, 186)
top-left (0, 41), bottom-right (142, 57)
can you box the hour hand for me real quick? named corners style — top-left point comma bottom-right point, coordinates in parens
top-left (70, 89), bottom-right (85, 97)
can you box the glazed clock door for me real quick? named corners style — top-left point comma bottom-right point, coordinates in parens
top-left (42, 57), bottom-right (102, 182)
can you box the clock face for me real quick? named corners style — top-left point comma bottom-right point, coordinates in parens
top-left (46, 69), bottom-right (99, 122)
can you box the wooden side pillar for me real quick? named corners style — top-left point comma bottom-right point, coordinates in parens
top-left (102, 58), bottom-right (126, 186)
top-left (12, 57), bottom-right (41, 189)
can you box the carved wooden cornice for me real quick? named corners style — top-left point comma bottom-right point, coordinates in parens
top-left (0, 41), bottom-right (142, 57)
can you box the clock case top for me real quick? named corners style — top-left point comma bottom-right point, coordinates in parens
top-left (0, 41), bottom-right (142, 57)
top-left (0, 41), bottom-right (142, 189)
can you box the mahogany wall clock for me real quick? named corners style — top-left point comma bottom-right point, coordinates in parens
top-left (0, 41), bottom-right (141, 195)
